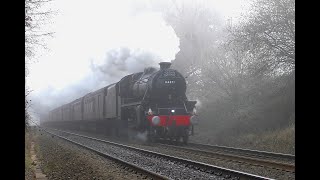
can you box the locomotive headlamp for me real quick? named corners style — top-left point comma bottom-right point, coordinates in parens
top-left (148, 108), bottom-right (153, 115)
top-left (152, 116), bottom-right (160, 125)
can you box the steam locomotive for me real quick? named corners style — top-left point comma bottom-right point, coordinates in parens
top-left (42, 62), bottom-right (197, 143)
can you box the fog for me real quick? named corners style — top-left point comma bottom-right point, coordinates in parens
top-left (26, 0), bottom-right (251, 124)
top-left (27, 0), bottom-right (181, 123)
top-left (26, 0), bottom-right (294, 156)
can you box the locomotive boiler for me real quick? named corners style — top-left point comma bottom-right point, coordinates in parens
top-left (44, 62), bottom-right (197, 144)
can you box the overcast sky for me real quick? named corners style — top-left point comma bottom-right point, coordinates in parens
top-left (26, 0), bottom-right (250, 123)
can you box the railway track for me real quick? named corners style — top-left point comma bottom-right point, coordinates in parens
top-left (40, 128), bottom-right (167, 180)
top-left (155, 142), bottom-right (295, 172)
top-left (42, 128), bottom-right (272, 180)
top-left (188, 142), bottom-right (295, 163)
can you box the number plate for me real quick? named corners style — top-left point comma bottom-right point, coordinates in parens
top-left (165, 80), bottom-right (175, 84)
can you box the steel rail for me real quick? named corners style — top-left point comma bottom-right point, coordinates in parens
top-left (39, 127), bottom-right (169, 180)
top-left (188, 142), bottom-right (295, 161)
top-left (49, 128), bottom-right (273, 180)
top-left (156, 143), bottom-right (295, 172)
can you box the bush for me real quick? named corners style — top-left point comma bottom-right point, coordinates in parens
top-left (191, 72), bottom-right (295, 152)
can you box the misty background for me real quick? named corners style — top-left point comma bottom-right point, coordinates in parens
top-left (26, 0), bottom-right (294, 153)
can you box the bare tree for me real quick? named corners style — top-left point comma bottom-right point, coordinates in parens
top-left (25, 87), bottom-right (33, 129)
top-left (25, 0), bottom-right (54, 127)
top-left (153, 0), bottom-right (295, 147)
top-left (163, 0), bottom-right (225, 101)
top-left (199, 0), bottom-right (295, 102)
top-left (228, 0), bottom-right (295, 77)
top-left (25, 0), bottom-right (54, 59)
top-left (197, 0), bottom-right (295, 141)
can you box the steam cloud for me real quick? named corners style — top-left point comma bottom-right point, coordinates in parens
top-left (135, 131), bottom-right (148, 143)
top-left (28, 6), bottom-right (180, 124)
top-left (195, 98), bottom-right (202, 111)
top-left (90, 47), bottom-right (162, 88)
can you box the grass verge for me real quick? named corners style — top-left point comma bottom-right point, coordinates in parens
top-left (25, 130), bottom-right (35, 180)
top-left (232, 123), bottom-right (295, 154)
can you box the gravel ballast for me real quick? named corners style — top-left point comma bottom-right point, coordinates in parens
top-left (51, 129), bottom-right (295, 180)
top-left (35, 132), bottom-right (153, 180)
top-left (49, 130), bottom-right (243, 180)
top-left (130, 143), bottom-right (295, 180)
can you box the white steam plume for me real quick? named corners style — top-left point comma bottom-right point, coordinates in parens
top-left (28, 3), bottom-right (180, 122)
top-left (195, 98), bottom-right (202, 112)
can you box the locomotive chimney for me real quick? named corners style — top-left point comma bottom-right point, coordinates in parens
top-left (159, 62), bottom-right (171, 70)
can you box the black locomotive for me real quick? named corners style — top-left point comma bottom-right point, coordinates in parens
top-left (42, 62), bottom-right (197, 143)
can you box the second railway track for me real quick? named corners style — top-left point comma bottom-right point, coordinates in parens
top-left (154, 142), bottom-right (295, 172)
top-left (187, 142), bottom-right (295, 163)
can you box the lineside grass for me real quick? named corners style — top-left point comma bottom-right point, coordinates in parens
top-left (191, 123), bottom-right (295, 154)
top-left (229, 123), bottom-right (295, 154)
top-left (25, 129), bottom-right (35, 180)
